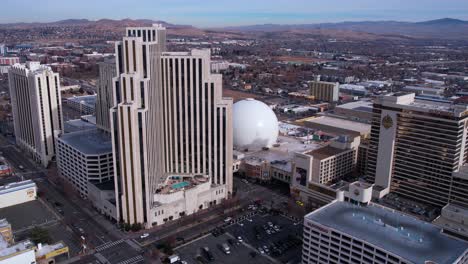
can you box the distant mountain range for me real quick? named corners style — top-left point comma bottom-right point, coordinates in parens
top-left (0, 18), bottom-right (189, 29)
top-left (220, 18), bottom-right (468, 40)
top-left (1, 18), bottom-right (468, 40)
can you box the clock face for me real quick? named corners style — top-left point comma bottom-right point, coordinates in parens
top-left (354, 189), bottom-right (360, 196)
top-left (382, 115), bottom-right (393, 129)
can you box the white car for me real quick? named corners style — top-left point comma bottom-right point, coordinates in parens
top-left (140, 233), bottom-right (149, 239)
top-left (257, 247), bottom-right (265, 254)
top-left (237, 236), bottom-right (243, 242)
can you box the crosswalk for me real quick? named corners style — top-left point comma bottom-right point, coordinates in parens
top-left (95, 239), bottom-right (125, 252)
top-left (116, 255), bottom-right (144, 264)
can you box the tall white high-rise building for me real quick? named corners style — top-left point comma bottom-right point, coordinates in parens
top-left (8, 62), bottom-right (63, 167)
top-left (0, 44), bottom-right (6, 56)
top-left (96, 59), bottom-right (116, 132)
top-left (111, 25), bottom-right (233, 227)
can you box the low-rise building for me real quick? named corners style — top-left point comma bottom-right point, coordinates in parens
top-left (0, 239), bottom-right (35, 264)
top-left (87, 180), bottom-right (117, 221)
top-left (402, 85), bottom-right (444, 95)
top-left (339, 84), bottom-right (368, 96)
top-left (0, 57), bottom-right (19, 66)
top-left (291, 136), bottom-right (360, 204)
top-left (0, 219), bottom-right (36, 264)
top-left (301, 116), bottom-right (371, 138)
top-left (0, 180), bottom-right (37, 209)
top-left (35, 242), bottom-right (69, 264)
top-left (65, 95), bottom-right (96, 115)
top-left (433, 203), bottom-right (468, 241)
top-left (149, 175), bottom-right (227, 226)
top-left (56, 129), bottom-right (113, 198)
top-left (333, 100), bottom-right (373, 123)
top-left (302, 200), bottom-right (468, 264)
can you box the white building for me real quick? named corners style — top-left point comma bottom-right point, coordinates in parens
top-left (151, 175), bottom-right (226, 226)
top-left (0, 240), bottom-right (36, 264)
top-left (87, 181), bottom-right (117, 221)
top-left (0, 219), bottom-right (36, 264)
top-left (302, 200), bottom-right (468, 264)
top-left (65, 95), bottom-right (96, 115)
top-left (56, 129), bottom-right (113, 198)
top-left (111, 25), bottom-right (233, 228)
top-left (0, 44), bottom-right (6, 56)
top-left (0, 180), bottom-right (37, 209)
top-left (8, 62), bottom-right (63, 167)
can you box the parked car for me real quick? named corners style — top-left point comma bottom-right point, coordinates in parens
top-left (202, 247), bottom-right (214, 261)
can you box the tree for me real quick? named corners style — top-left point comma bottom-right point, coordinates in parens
top-left (131, 223), bottom-right (142, 232)
top-left (30, 227), bottom-right (52, 244)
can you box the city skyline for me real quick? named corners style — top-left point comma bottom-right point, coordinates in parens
top-left (1, 0), bottom-right (468, 27)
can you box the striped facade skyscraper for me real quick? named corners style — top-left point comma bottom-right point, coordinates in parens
top-left (111, 24), bottom-right (233, 227)
top-left (8, 61), bottom-right (63, 167)
top-left (367, 93), bottom-right (468, 208)
top-left (96, 59), bottom-right (117, 132)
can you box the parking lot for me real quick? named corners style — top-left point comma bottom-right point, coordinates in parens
top-left (0, 200), bottom-right (57, 231)
top-left (226, 213), bottom-right (303, 264)
top-left (176, 233), bottom-right (274, 264)
top-left (175, 208), bottom-right (303, 264)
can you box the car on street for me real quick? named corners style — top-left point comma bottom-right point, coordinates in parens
top-left (140, 233), bottom-right (149, 239)
top-left (237, 236), bottom-right (243, 243)
top-left (257, 247), bottom-right (265, 254)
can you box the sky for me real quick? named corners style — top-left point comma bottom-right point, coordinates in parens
top-left (2, 0), bottom-right (468, 27)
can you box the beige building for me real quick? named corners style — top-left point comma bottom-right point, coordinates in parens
top-left (111, 25), bottom-right (233, 228)
top-left (8, 62), bottom-right (63, 167)
top-left (292, 136), bottom-right (360, 204)
top-left (309, 77), bottom-right (339, 102)
top-left (367, 93), bottom-right (468, 207)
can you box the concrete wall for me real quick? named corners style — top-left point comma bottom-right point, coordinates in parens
top-left (0, 186), bottom-right (36, 209)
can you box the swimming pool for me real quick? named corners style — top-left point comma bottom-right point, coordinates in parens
top-left (172, 181), bottom-right (190, 189)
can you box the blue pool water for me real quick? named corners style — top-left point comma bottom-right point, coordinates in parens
top-left (172, 181), bottom-right (190, 189)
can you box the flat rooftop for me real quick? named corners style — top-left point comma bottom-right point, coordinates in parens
top-left (303, 116), bottom-right (371, 135)
top-left (58, 129), bottom-right (112, 155)
top-left (64, 119), bottom-right (96, 133)
top-left (242, 135), bottom-right (323, 163)
top-left (0, 239), bottom-right (34, 258)
top-left (0, 180), bottom-right (35, 195)
top-left (306, 201), bottom-right (468, 264)
top-left (307, 145), bottom-right (347, 160)
top-left (335, 100), bottom-right (373, 112)
top-left (36, 242), bottom-right (67, 258)
top-left (66, 95), bottom-right (97, 107)
top-left (91, 180), bottom-right (115, 191)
